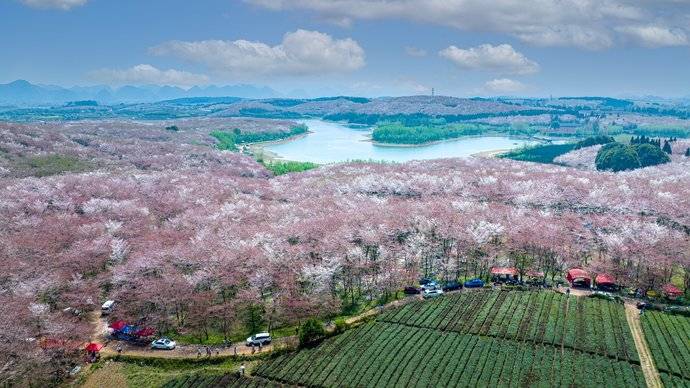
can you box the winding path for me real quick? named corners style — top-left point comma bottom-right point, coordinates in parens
top-left (625, 303), bottom-right (662, 388)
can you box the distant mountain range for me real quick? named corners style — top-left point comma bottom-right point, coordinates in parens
top-left (0, 80), bottom-right (279, 105)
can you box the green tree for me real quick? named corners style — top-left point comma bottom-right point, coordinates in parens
top-left (685, 148), bottom-right (690, 157)
top-left (298, 318), bottom-right (325, 347)
top-left (595, 143), bottom-right (641, 172)
top-left (633, 143), bottom-right (671, 167)
top-left (662, 140), bottom-right (673, 154)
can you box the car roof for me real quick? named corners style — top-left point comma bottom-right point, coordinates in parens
top-left (255, 332), bottom-right (270, 337)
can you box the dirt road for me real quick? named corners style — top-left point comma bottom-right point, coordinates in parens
top-left (625, 303), bottom-right (662, 388)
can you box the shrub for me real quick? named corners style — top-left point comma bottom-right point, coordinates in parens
top-left (574, 135), bottom-right (614, 150)
top-left (298, 318), bottom-right (325, 347)
top-left (633, 143), bottom-right (671, 167)
top-left (595, 143), bottom-right (640, 172)
top-left (333, 318), bottom-right (349, 334)
top-left (165, 125), bottom-right (179, 132)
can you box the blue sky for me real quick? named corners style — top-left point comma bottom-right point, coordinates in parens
top-left (1, 0), bottom-right (690, 97)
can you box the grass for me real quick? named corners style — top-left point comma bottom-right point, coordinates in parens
top-left (9, 154), bottom-right (92, 177)
top-left (175, 324), bottom-right (300, 346)
top-left (80, 356), bottom-right (242, 388)
top-left (500, 143), bottom-right (576, 164)
top-left (260, 160), bottom-right (319, 176)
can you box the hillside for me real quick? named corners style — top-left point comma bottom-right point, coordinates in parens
top-left (253, 290), bottom-right (689, 388)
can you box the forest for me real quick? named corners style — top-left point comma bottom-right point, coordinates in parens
top-left (1, 119), bottom-right (689, 386)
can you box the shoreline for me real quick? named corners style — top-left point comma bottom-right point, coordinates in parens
top-left (368, 133), bottom-right (544, 148)
top-left (471, 149), bottom-right (510, 158)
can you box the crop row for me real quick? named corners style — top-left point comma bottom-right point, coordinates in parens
top-left (256, 321), bottom-right (646, 388)
top-left (641, 310), bottom-right (690, 380)
top-left (379, 290), bottom-right (637, 362)
top-left (161, 373), bottom-right (289, 388)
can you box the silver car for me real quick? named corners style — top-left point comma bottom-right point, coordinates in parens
top-left (423, 289), bottom-right (444, 299)
top-left (246, 332), bottom-right (271, 346)
top-left (151, 338), bottom-right (176, 350)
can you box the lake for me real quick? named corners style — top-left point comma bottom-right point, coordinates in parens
top-left (263, 119), bottom-right (540, 163)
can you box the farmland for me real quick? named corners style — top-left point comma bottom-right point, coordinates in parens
top-left (378, 290), bottom-right (638, 362)
top-left (254, 290), bottom-right (689, 387)
top-left (641, 311), bottom-right (690, 380)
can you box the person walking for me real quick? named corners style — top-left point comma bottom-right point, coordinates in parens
top-left (239, 363), bottom-right (246, 377)
top-left (234, 346), bottom-right (237, 356)
top-left (197, 347), bottom-right (202, 358)
top-left (206, 346), bottom-right (211, 357)
top-left (116, 344), bottom-right (122, 355)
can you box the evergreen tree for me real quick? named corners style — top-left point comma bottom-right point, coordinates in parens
top-left (662, 140), bottom-right (673, 154)
top-left (685, 147), bottom-right (690, 157)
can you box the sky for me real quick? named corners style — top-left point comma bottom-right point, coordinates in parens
top-left (1, 0), bottom-right (690, 97)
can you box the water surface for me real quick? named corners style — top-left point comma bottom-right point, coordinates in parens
top-left (264, 119), bottom-right (540, 163)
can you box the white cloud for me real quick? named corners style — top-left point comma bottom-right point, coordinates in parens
top-left (20, 0), bottom-right (87, 10)
top-left (88, 64), bottom-right (209, 87)
top-left (439, 44), bottom-right (539, 75)
top-left (617, 25), bottom-right (688, 47)
top-left (246, 0), bottom-right (690, 50)
top-left (150, 29), bottom-right (365, 77)
top-left (404, 46), bottom-right (427, 57)
top-left (483, 78), bottom-right (527, 94)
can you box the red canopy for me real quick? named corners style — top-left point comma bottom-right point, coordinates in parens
top-left (566, 268), bottom-right (591, 283)
top-left (662, 284), bottom-right (683, 297)
top-left (84, 343), bottom-right (104, 352)
top-left (491, 267), bottom-right (518, 276)
top-left (526, 270), bottom-right (544, 278)
top-left (109, 320), bottom-right (127, 331)
top-left (595, 273), bottom-right (616, 286)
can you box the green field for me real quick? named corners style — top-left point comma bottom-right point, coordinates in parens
top-left (641, 311), bottom-right (690, 380)
top-left (253, 290), bottom-right (690, 388)
top-left (161, 374), bottom-right (287, 388)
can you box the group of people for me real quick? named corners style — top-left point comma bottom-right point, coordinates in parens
top-left (196, 346), bottom-right (221, 358)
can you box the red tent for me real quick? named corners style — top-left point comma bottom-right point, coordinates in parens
top-left (84, 343), bottom-right (104, 353)
top-left (662, 284), bottom-right (683, 298)
top-left (109, 320), bottom-right (127, 331)
top-left (595, 273), bottom-right (616, 286)
top-left (566, 268), bottom-right (591, 287)
top-left (491, 267), bottom-right (518, 276)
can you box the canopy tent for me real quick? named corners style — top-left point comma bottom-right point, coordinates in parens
top-left (84, 343), bottom-right (103, 353)
top-left (595, 273), bottom-right (616, 286)
top-left (491, 267), bottom-right (518, 276)
top-left (662, 284), bottom-right (683, 298)
top-left (566, 268), bottom-right (591, 287)
top-left (109, 320), bottom-right (127, 331)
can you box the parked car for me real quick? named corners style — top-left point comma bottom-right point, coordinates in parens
top-left (442, 281), bottom-right (462, 292)
top-left (151, 338), bottom-right (176, 350)
top-left (423, 289), bottom-right (444, 299)
top-left (246, 332), bottom-right (271, 347)
top-left (101, 300), bottom-right (115, 316)
top-left (404, 286), bottom-right (421, 295)
top-left (464, 278), bottom-right (485, 288)
top-left (421, 281), bottom-right (439, 291)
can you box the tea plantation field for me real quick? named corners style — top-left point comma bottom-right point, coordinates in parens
top-left (254, 290), bottom-right (690, 388)
top-left (641, 310), bottom-right (690, 381)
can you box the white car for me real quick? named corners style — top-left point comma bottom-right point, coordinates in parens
top-left (423, 289), bottom-right (444, 299)
top-left (101, 300), bottom-right (115, 316)
top-left (246, 332), bottom-right (271, 347)
top-left (151, 338), bottom-right (176, 350)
